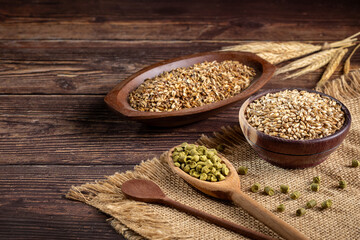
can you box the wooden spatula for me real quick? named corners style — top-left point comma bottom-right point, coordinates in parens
top-left (121, 179), bottom-right (275, 240)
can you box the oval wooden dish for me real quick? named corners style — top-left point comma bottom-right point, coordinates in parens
top-left (105, 51), bottom-right (276, 127)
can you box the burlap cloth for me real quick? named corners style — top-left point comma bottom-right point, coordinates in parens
top-left (67, 70), bottom-right (360, 240)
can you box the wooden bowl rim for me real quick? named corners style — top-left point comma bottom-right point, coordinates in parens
top-left (239, 88), bottom-right (352, 145)
top-left (105, 51), bottom-right (276, 120)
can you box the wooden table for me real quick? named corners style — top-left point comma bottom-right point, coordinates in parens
top-left (0, 1), bottom-right (359, 239)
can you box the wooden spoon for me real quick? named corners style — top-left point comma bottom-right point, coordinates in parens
top-left (166, 146), bottom-right (309, 240)
top-left (121, 179), bottom-right (275, 240)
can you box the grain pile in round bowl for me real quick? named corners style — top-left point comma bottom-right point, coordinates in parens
top-left (239, 88), bottom-right (351, 168)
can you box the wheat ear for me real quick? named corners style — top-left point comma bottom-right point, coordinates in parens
top-left (324, 31), bottom-right (360, 49)
top-left (316, 48), bottom-right (348, 88)
top-left (344, 44), bottom-right (360, 74)
top-left (257, 47), bottom-right (320, 64)
top-left (221, 42), bottom-right (319, 54)
top-left (281, 49), bottom-right (338, 80)
top-left (275, 48), bottom-right (339, 75)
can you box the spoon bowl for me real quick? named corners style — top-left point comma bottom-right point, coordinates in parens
top-left (167, 146), bottom-right (240, 200)
top-left (166, 145), bottom-right (309, 240)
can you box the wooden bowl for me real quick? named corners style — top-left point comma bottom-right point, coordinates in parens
top-left (105, 51), bottom-right (275, 127)
top-left (239, 88), bottom-right (351, 168)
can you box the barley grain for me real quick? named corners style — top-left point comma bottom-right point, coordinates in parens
top-left (129, 60), bottom-right (256, 112)
top-left (245, 90), bottom-right (345, 140)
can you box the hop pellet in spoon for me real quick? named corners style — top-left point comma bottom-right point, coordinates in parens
top-left (167, 144), bottom-right (309, 240)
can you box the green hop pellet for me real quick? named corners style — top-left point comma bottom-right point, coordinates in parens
top-left (199, 173), bottom-right (207, 181)
top-left (313, 176), bottom-right (321, 184)
top-left (201, 166), bottom-right (210, 173)
top-left (217, 173), bottom-right (226, 181)
top-left (321, 199), bottom-right (332, 209)
top-left (296, 208), bottom-right (306, 216)
top-left (188, 161), bottom-right (197, 169)
top-left (174, 162), bottom-right (181, 168)
top-left (339, 180), bottom-right (347, 189)
top-left (264, 186), bottom-right (275, 196)
top-left (290, 191), bottom-right (300, 200)
top-left (250, 183), bottom-right (261, 193)
top-left (183, 165), bottom-right (190, 173)
top-left (306, 199), bottom-right (317, 209)
top-left (310, 183), bottom-right (320, 192)
top-left (221, 166), bottom-right (229, 176)
top-left (280, 184), bottom-right (289, 194)
top-left (352, 159), bottom-right (359, 168)
top-left (277, 204), bottom-right (285, 212)
top-left (238, 166), bottom-right (248, 175)
top-left (216, 144), bottom-right (225, 152)
top-left (210, 175), bottom-right (218, 182)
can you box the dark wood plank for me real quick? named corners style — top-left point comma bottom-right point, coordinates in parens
top-left (0, 0), bottom-right (359, 41)
top-left (0, 165), bottom-right (133, 239)
top-left (1, 41), bottom-right (358, 94)
top-left (0, 41), bottom-right (221, 94)
top-left (0, 95), bottom-right (247, 165)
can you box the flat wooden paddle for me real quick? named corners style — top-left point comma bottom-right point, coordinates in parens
top-left (166, 146), bottom-right (309, 240)
top-left (121, 179), bottom-right (275, 240)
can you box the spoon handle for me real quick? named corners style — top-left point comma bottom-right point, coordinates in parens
top-left (161, 196), bottom-right (275, 240)
top-left (230, 190), bottom-right (308, 240)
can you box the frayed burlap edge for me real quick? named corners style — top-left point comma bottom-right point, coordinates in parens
top-left (66, 157), bottom-right (193, 240)
top-left (315, 69), bottom-right (360, 101)
top-left (66, 68), bottom-right (360, 240)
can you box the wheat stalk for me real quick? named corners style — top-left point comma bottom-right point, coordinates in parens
top-left (344, 43), bottom-right (360, 74)
top-left (275, 48), bottom-right (338, 75)
top-left (221, 42), bottom-right (319, 54)
top-left (324, 31), bottom-right (360, 49)
top-left (316, 48), bottom-right (348, 88)
top-left (281, 49), bottom-right (338, 80)
top-left (257, 47), bottom-right (320, 64)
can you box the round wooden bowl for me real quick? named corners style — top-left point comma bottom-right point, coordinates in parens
top-left (239, 88), bottom-right (351, 168)
top-left (105, 51), bottom-right (275, 127)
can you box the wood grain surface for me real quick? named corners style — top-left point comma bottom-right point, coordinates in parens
top-left (0, 0), bottom-right (359, 239)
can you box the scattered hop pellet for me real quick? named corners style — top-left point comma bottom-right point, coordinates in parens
top-left (216, 144), bottom-right (226, 152)
top-left (277, 204), bottom-right (285, 212)
top-left (310, 183), bottom-right (320, 192)
top-left (321, 199), bottom-right (333, 209)
top-left (250, 183), bottom-right (261, 193)
top-left (296, 208), bottom-right (306, 216)
top-left (280, 184), bottom-right (289, 194)
top-left (313, 176), bottom-right (321, 184)
top-left (237, 166), bottom-right (248, 175)
top-left (306, 199), bottom-right (317, 209)
top-left (290, 191), bottom-right (300, 200)
top-left (339, 180), bottom-right (347, 189)
top-left (352, 159), bottom-right (359, 168)
top-left (264, 186), bottom-right (275, 196)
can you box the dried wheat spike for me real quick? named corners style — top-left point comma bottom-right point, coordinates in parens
top-left (257, 47), bottom-right (320, 64)
top-left (317, 48), bottom-right (348, 88)
top-left (282, 49), bottom-right (337, 80)
top-left (275, 48), bottom-right (338, 76)
top-left (221, 41), bottom-right (319, 54)
top-left (344, 44), bottom-right (360, 74)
